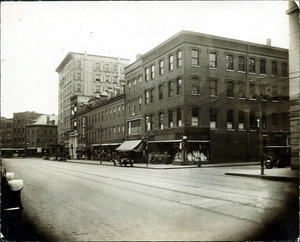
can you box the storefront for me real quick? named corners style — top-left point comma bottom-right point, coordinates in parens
top-left (91, 143), bottom-right (122, 161)
top-left (147, 139), bottom-right (210, 165)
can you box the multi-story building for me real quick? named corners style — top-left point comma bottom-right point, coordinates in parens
top-left (12, 111), bottom-right (43, 155)
top-left (26, 114), bottom-right (58, 157)
top-left (286, 1), bottom-right (299, 170)
top-left (1, 117), bottom-right (13, 157)
top-left (55, 52), bottom-right (130, 156)
top-left (125, 30), bottom-right (289, 164)
top-left (75, 94), bottom-right (126, 160)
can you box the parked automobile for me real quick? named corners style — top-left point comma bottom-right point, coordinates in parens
top-left (264, 146), bottom-right (291, 169)
top-left (1, 164), bottom-right (24, 240)
top-left (117, 152), bottom-right (134, 167)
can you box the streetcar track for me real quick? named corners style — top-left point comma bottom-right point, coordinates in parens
top-left (20, 160), bottom-right (288, 218)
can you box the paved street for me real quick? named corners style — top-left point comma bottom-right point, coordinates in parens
top-left (2, 158), bottom-right (299, 241)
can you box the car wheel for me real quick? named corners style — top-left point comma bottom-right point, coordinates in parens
top-left (265, 156), bottom-right (273, 169)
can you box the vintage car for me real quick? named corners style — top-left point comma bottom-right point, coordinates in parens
top-left (264, 146), bottom-right (291, 169)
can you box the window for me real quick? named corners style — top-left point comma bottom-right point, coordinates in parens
top-left (133, 79), bottom-right (137, 92)
top-left (191, 107), bottom-right (199, 126)
top-left (210, 79), bottom-right (217, 96)
top-left (76, 84), bottom-right (81, 92)
top-left (145, 68), bottom-right (149, 81)
top-left (238, 111), bottom-right (245, 130)
top-left (139, 96), bottom-right (142, 110)
top-left (210, 108), bottom-right (217, 129)
top-left (250, 111), bottom-right (256, 129)
top-left (159, 112), bottom-right (164, 129)
top-left (105, 75), bottom-right (109, 83)
top-left (260, 85), bottom-right (267, 101)
top-left (282, 63), bottom-right (287, 77)
top-left (77, 61), bottom-right (82, 69)
top-left (95, 75), bottom-right (100, 82)
top-left (128, 81), bottom-right (131, 93)
top-left (168, 81), bottom-right (173, 97)
top-left (272, 86), bottom-right (278, 101)
top-left (77, 73), bottom-right (82, 81)
top-left (159, 60), bottom-right (164, 75)
top-left (227, 81), bottom-right (234, 97)
top-left (150, 88), bottom-right (154, 103)
top-left (96, 63), bottom-right (101, 72)
top-left (238, 82), bottom-right (245, 98)
top-left (158, 84), bottom-right (163, 100)
top-left (209, 52), bottom-right (217, 68)
top-left (191, 77), bottom-right (200, 94)
top-left (151, 64), bottom-right (155, 79)
top-left (191, 49), bottom-right (199, 66)
top-left (248, 58), bottom-right (256, 73)
top-left (227, 110), bottom-right (234, 129)
top-left (168, 55), bottom-right (174, 71)
top-left (176, 78), bottom-right (182, 95)
top-left (95, 85), bottom-right (100, 93)
top-left (145, 115), bottom-right (150, 131)
top-left (260, 59), bottom-right (266, 74)
top-left (168, 110), bottom-right (173, 128)
top-left (145, 90), bottom-right (149, 104)
top-left (238, 56), bottom-right (245, 72)
top-left (262, 112), bottom-right (266, 130)
top-left (272, 113), bottom-right (278, 127)
top-left (282, 112), bottom-right (288, 128)
top-left (272, 61), bottom-right (278, 76)
top-left (105, 64), bottom-right (110, 72)
top-left (176, 108), bottom-right (182, 127)
top-left (249, 83), bottom-right (256, 99)
top-left (113, 65), bottom-right (117, 72)
top-left (226, 54), bottom-right (234, 70)
top-left (177, 50), bottom-right (182, 68)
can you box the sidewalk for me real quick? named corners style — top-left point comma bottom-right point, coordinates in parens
top-left (65, 158), bottom-right (299, 181)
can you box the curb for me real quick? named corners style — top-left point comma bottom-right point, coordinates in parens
top-left (225, 172), bottom-right (299, 182)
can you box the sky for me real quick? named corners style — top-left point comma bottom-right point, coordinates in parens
top-left (1, 1), bottom-right (290, 118)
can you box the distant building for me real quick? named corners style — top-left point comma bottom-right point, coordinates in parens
top-left (55, 52), bottom-right (130, 156)
top-left (12, 111), bottom-right (43, 155)
top-left (1, 117), bottom-right (13, 157)
top-left (26, 114), bottom-right (58, 157)
top-left (286, 1), bottom-right (300, 169)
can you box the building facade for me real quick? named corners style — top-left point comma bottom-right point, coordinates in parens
top-left (11, 111), bottom-right (43, 155)
top-left (75, 94), bottom-right (126, 160)
top-left (55, 52), bottom-right (130, 156)
top-left (26, 114), bottom-right (58, 157)
top-left (125, 30), bottom-right (289, 164)
top-left (1, 117), bottom-right (13, 157)
top-left (287, 1), bottom-right (300, 170)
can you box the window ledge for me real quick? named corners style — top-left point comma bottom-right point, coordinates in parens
top-left (226, 69), bottom-right (234, 72)
top-left (191, 65), bottom-right (200, 68)
top-left (191, 93), bottom-right (201, 96)
top-left (238, 129), bottom-right (246, 132)
top-left (210, 95), bottom-right (218, 98)
top-left (227, 129), bottom-right (235, 132)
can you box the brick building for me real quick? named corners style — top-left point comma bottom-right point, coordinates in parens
top-left (1, 117), bottom-right (13, 157)
top-left (25, 114), bottom-right (58, 157)
top-left (124, 30), bottom-right (289, 164)
top-left (75, 94), bottom-right (126, 160)
top-left (11, 111), bottom-right (44, 155)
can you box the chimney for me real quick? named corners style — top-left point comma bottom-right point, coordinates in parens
top-left (266, 39), bottom-right (272, 46)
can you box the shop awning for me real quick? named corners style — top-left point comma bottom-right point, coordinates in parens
top-left (147, 140), bottom-right (181, 143)
top-left (1, 148), bottom-right (13, 151)
top-left (116, 140), bottom-right (142, 152)
top-left (91, 143), bottom-right (122, 147)
top-left (187, 140), bottom-right (210, 143)
top-left (27, 147), bottom-right (37, 150)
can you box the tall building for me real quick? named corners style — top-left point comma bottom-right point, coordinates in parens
top-left (55, 52), bottom-right (130, 154)
top-left (124, 30), bottom-right (289, 164)
top-left (286, 1), bottom-right (299, 170)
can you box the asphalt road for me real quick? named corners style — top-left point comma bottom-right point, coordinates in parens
top-left (2, 158), bottom-right (299, 241)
